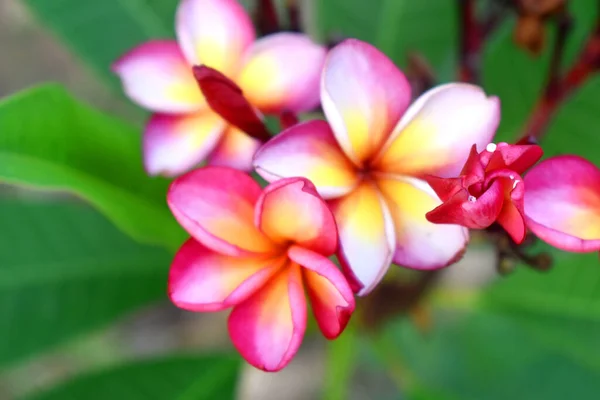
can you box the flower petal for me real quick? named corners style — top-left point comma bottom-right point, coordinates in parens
top-left (374, 83), bottom-right (500, 177)
top-left (176, 0), bottom-right (255, 77)
top-left (288, 246), bottom-right (354, 339)
top-left (485, 170), bottom-right (526, 244)
top-left (481, 142), bottom-right (543, 174)
top-left (144, 111), bottom-right (225, 177)
top-left (193, 65), bottom-right (271, 141)
top-left (377, 176), bottom-right (469, 269)
top-left (321, 39), bottom-right (411, 165)
top-left (330, 182), bottom-right (396, 296)
top-left (208, 126), bottom-right (261, 171)
top-left (256, 178), bottom-right (337, 255)
top-left (112, 40), bottom-right (204, 113)
top-left (253, 120), bottom-right (359, 199)
top-left (228, 264), bottom-right (306, 371)
top-left (524, 155), bottom-right (600, 252)
top-left (426, 181), bottom-right (505, 229)
top-left (169, 239), bottom-right (285, 311)
top-left (238, 33), bottom-right (326, 113)
top-left (167, 166), bottom-right (275, 256)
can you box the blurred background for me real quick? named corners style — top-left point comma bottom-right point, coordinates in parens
top-left (1, 0), bottom-right (600, 399)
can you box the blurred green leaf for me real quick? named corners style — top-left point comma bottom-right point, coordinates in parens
top-left (0, 84), bottom-right (185, 250)
top-left (22, 0), bottom-right (177, 88)
top-left (483, 249), bottom-right (600, 322)
top-left (316, 0), bottom-right (457, 79)
top-left (25, 354), bottom-right (241, 400)
top-left (322, 324), bottom-right (358, 400)
top-left (483, 0), bottom-right (600, 163)
top-left (0, 200), bottom-right (172, 368)
top-left (385, 310), bottom-right (600, 400)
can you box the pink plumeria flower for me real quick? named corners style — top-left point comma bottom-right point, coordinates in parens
top-left (426, 142), bottom-right (543, 244)
top-left (253, 39), bottom-right (500, 295)
top-left (167, 167), bottom-right (355, 371)
top-left (113, 0), bottom-right (326, 176)
top-left (524, 155), bottom-right (600, 252)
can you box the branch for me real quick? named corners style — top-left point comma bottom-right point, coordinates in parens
top-left (518, 12), bottom-right (600, 143)
top-left (458, 0), bottom-right (482, 83)
top-left (255, 0), bottom-right (280, 35)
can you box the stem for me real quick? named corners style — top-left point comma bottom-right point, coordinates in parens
top-left (286, 0), bottom-right (301, 32)
top-left (458, 0), bottom-right (482, 83)
top-left (519, 15), bottom-right (600, 143)
top-left (255, 0), bottom-right (280, 35)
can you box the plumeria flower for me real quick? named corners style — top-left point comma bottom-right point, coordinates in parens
top-left (426, 142), bottom-right (543, 244)
top-left (524, 155), bottom-right (600, 252)
top-left (167, 167), bottom-right (355, 371)
top-left (113, 0), bottom-right (326, 176)
top-left (253, 39), bottom-right (500, 295)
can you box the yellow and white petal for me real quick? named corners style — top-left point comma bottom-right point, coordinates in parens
top-left (330, 182), bottom-right (396, 296)
top-left (176, 0), bottom-right (255, 77)
top-left (144, 111), bottom-right (225, 176)
top-left (374, 83), bottom-right (500, 177)
top-left (112, 40), bottom-right (204, 113)
top-left (377, 176), bottom-right (469, 269)
top-left (238, 32), bottom-right (326, 113)
top-left (321, 39), bottom-right (411, 165)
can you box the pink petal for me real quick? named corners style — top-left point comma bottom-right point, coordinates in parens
top-left (238, 33), bottom-right (326, 113)
top-left (112, 40), bottom-right (204, 113)
top-left (253, 120), bottom-right (360, 199)
top-left (481, 142), bottom-right (543, 174)
top-left (373, 83), bottom-right (500, 177)
top-left (167, 166), bottom-right (276, 256)
top-left (288, 246), bottom-right (355, 339)
top-left (321, 39), bottom-right (411, 165)
top-left (228, 264), bottom-right (307, 372)
top-left (193, 65), bottom-right (271, 142)
top-left (377, 176), bottom-right (469, 269)
top-left (169, 239), bottom-right (285, 311)
top-left (426, 180), bottom-right (505, 229)
top-left (255, 178), bottom-right (338, 256)
top-left (329, 182), bottom-right (396, 296)
top-left (485, 169), bottom-right (527, 244)
top-left (524, 155), bottom-right (600, 252)
top-left (176, 0), bottom-right (255, 77)
top-left (208, 126), bottom-right (262, 171)
top-left (143, 111), bottom-right (225, 177)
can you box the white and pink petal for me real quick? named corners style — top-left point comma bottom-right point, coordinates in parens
top-left (143, 111), bottom-right (225, 177)
top-left (176, 0), bottom-right (255, 77)
top-left (255, 178), bottom-right (338, 256)
top-left (330, 182), bottom-right (396, 296)
top-left (288, 246), bottom-right (354, 339)
top-left (112, 40), bottom-right (204, 113)
top-left (169, 239), bottom-right (285, 311)
top-left (228, 264), bottom-right (307, 372)
top-left (238, 33), bottom-right (326, 113)
top-left (253, 120), bottom-right (359, 199)
top-left (377, 176), bottom-right (469, 269)
top-left (374, 83), bottom-right (500, 177)
top-left (321, 39), bottom-right (412, 165)
top-left (167, 166), bottom-right (275, 255)
top-left (524, 155), bottom-right (600, 252)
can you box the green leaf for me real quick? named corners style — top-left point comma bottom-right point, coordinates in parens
top-left (322, 324), bottom-right (358, 400)
top-left (483, 248), bottom-right (600, 322)
top-left (0, 199), bottom-right (172, 368)
top-left (22, 0), bottom-right (177, 88)
top-left (384, 310), bottom-right (600, 400)
top-left (316, 0), bottom-right (457, 79)
top-left (25, 354), bottom-right (241, 400)
top-left (0, 84), bottom-right (185, 250)
top-left (483, 0), bottom-right (600, 163)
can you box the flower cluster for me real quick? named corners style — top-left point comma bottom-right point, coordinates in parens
top-left (114, 0), bottom-right (600, 372)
